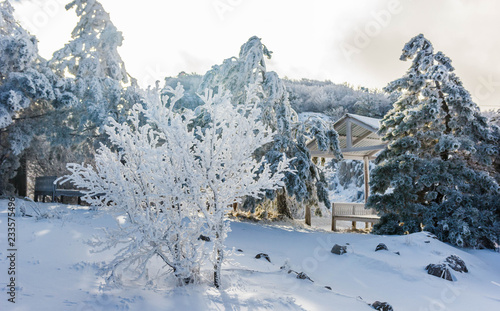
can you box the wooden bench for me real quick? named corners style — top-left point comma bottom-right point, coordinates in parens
top-left (34, 176), bottom-right (85, 204)
top-left (331, 202), bottom-right (380, 231)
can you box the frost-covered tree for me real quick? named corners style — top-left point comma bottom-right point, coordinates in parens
top-left (160, 85), bottom-right (290, 288)
top-left (63, 84), bottom-right (290, 288)
top-left (368, 34), bottom-right (500, 248)
top-left (327, 159), bottom-right (375, 203)
top-left (63, 89), bottom-right (205, 286)
top-left (484, 109), bottom-right (500, 127)
top-left (49, 0), bottom-right (135, 149)
top-left (199, 36), bottom-right (341, 217)
top-left (285, 79), bottom-right (394, 118)
top-left (163, 72), bottom-right (204, 110)
top-left (0, 0), bottom-right (39, 130)
top-left (483, 109), bottom-right (500, 184)
top-left (0, 0), bottom-right (76, 194)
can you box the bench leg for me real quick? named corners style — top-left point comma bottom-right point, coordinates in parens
top-left (365, 222), bottom-right (370, 229)
top-left (332, 217), bottom-right (337, 231)
top-left (352, 221), bottom-right (357, 229)
top-left (78, 197), bottom-right (81, 205)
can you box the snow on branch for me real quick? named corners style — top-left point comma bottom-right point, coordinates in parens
top-left (62, 84), bottom-right (291, 287)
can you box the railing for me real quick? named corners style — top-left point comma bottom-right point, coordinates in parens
top-left (331, 202), bottom-right (380, 231)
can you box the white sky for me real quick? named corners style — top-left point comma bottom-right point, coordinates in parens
top-left (12, 0), bottom-right (500, 111)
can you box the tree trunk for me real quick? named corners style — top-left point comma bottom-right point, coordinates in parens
top-left (276, 189), bottom-right (292, 219)
top-left (156, 249), bottom-right (192, 286)
top-left (10, 154), bottom-right (27, 197)
top-left (213, 226), bottom-right (224, 288)
top-left (305, 205), bottom-right (311, 226)
top-left (214, 247), bottom-right (223, 288)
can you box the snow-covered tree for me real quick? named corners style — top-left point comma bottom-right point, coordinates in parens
top-left (62, 87), bottom-right (205, 286)
top-left (483, 109), bottom-right (500, 184)
top-left (285, 79), bottom-right (394, 118)
top-left (49, 0), bottom-right (135, 149)
top-left (0, 0), bottom-right (38, 130)
top-left (199, 36), bottom-right (341, 217)
top-left (368, 34), bottom-right (500, 248)
top-left (327, 159), bottom-right (375, 203)
top-left (63, 84), bottom-right (290, 288)
top-left (0, 0), bottom-right (76, 194)
top-left (163, 72), bottom-right (204, 110)
top-left (484, 109), bottom-right (500, 127)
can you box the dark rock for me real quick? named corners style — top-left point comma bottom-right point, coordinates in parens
top-left (445, 255), bottom-right (468, 273)
top-left (255, 253), bottom-right (271, 263)
top-left (394, 252), bottom-right (400, 256)
top-left (375, 243), bottom-right (388, 252)
top-left (237, 249), bottom-right (243, 252)
top-left (296, 272), bottom-right (313, 282)
top-left (425, 264), bottom-right (455, 281)
top-left (287, 269), bottom-right (313, 282)
top-left (424, 241), bottom-right (430, 243)
top-left (324, 286), bottom-right (332, 290)
top-left (331, 244), bottom-right (347, 255)
top-left (198, 235), bottom-right (210, 242)
top-left (371, 301), bottom-right (394, 311)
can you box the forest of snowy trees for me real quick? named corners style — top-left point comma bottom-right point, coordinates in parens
top-left (1, 0), bottom-right (499, 289)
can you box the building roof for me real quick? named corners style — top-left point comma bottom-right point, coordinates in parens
top-left (306, 113), bottom-right (387, 160)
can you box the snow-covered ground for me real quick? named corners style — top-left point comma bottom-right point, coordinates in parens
top-left (1, 198), bottom-right (499, 311)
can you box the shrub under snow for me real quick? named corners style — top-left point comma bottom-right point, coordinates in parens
top-left (62, 84), bottom-right (290, 287)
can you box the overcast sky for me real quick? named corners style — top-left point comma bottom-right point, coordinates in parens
top-left (12, 0), bottom-right (500, 111)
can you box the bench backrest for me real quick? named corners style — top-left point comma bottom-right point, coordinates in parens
top-left (34, 176), bottom-right (57, 192)
top-left (332, 202), bottom-right (376, 216)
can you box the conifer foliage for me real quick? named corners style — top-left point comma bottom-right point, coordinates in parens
top-left (368, 34), bottom-right (500, 248)
top-left (0, 0), bottom-right (76, 194)
top-left (50, 0), bottom-right (134, 147)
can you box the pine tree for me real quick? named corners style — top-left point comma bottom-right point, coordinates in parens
top-left (199, 36), bottom-right (341, 217)
top-left (0, 0), bottom-right (77, 194)
top-left (49, 0), bottom-right (136, 149)
top-left (368, 34), bottom-right (500, 248)
top-left (483, 110), bottom-right (500, 185)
